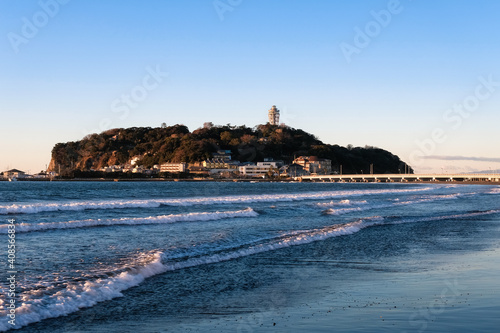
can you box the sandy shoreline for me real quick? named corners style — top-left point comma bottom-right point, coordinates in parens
top-left (167, 231), bottom-right (500, 332)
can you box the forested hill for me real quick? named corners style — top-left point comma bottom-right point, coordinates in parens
top-left (48, 124), bottom-right (413, 175)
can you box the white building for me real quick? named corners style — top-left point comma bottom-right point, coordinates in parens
top-left (130, 156), bottom-right (142, 166)
top-left (131, 166), bottom-right (145, 174)
top-left (239, 162), bottom-right (280, 177)
top-left (2, 169), bottom-right (27, 179)
top-left (268, 105), bottom-right (280, 125)
top-left (160, 163), bottom-right (187, 173)
top-left (101, 165), bottom-right (123, 173)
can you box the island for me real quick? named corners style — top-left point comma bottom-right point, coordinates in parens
top-left (46, 122), bottom-right (412, 180)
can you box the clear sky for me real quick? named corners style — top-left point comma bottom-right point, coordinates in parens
top-left (1, 0), bottom-right (499, 174)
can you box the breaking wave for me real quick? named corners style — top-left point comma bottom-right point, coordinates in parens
top-left (0, 208), bottom-right (258, 234)
top-left (391, 209), bottom-right (500, 225)
top-left (0, 252), bottom-right (167, 332)
top-left (316, 199), bottom-right (368, 207)
top-left (0, 216), bottom-right (383, 331)
top-left (1, 208), bottom-right (499, 331)
top-left (487, 187), bottom-right (500, 194)
top-left (0, 187), bottom-right (432, 215)
top-left (322, 193), bottom-right (465, 215)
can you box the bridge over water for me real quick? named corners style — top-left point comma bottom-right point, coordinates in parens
top-left (295, 174), bottom-right (500, 183)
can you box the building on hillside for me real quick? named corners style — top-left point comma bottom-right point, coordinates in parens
top-left (202, 159), bottom-right (239, 170)
top-left (203, 159), bottom-right (227, 169)
top-left (280, 163), bottom-right (309, 177)
top-left (130, 156), bottom-right (142, 166)
top-left (131, 166), bottom-right (145, 174)
top-left (101, 165), bottom-right (124, 173)
top-left (264, 158), bottom-right (284, 166)
top-left (213, 150), bottom-right (232, 161)
top-left (293, 156), bottom-right (332, 175)
top-left (160, 163), bottom-right (187, 173)
top-left (239, 161), bottom-right (280, 177)
top-left (268, 105), bottom-right (280, 125)
top-left (262, 161), bottom-right (282, 167)
top-left (187, 165), bottom-right (209, 175)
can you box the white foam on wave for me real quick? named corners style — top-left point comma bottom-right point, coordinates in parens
top-left (0, 187), bottom-right (433, 215)
top-left (163, 216), bottom-right (386, 271)
top-left (0, 216), bottom-right (383, 331)
top-left (323, 193), bottom-right (465, 216)
top-left (487, 187), bottom-right (500, 194)
top-left (395, 193), bottom-right (464, 205)
top-left (316, 199), bottom-right (368, 207)
top-left (2, 208), bottom-right (499, 331)
top-left (0, 251), bottom-right (167, 332)
top-left (322, 207), bottom-right (364, 215)
top-left (393, 209), bottom-right (500, 225)
top-left (0, 208), bottom-right (258, 234)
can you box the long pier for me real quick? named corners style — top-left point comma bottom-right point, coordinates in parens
top-left (295, 173), bottom-right (500, 183)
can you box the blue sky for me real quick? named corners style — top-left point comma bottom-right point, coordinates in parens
top-left (1, 0), bottom-right (499, 173)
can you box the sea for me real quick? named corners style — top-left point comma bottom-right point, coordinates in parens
top-left (1, 181), bottom-right (500, 332)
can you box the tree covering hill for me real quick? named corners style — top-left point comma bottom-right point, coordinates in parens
top-left (48, 123), bottom-right (413, 176)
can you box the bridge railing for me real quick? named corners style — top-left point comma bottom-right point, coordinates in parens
top-left (295, 173), bottom-right (500, 182)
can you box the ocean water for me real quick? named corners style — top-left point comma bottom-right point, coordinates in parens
top-left (0, 181), bottom-right (499, 332)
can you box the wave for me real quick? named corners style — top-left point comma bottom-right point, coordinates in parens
top-left (0, 216), bottom-right (383, 331)
top-left (0, 208), bottom-right (258, 234)
top-left (0, 187), bottom-right (432, 215)
top-left (391, 209), bottom-right (500, 225)
top-left (487, 187), bottom-right (500, 194)
top-left (395, 193), bottom-right (465, 205)
top-left (1, 208), bottom-right (499, 331)
top-left (0, 252), bottom-right (168, 332)
top-left (322, 207), bottom-right (364, 215)
top-left (323, 193), bottom-right (464, 216)
top-left (316, 199), bottom-right (368, 207)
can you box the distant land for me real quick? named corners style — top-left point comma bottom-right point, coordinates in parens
top-left (47, 123), bottom-right (412, 179)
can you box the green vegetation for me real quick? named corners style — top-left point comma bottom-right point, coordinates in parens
top-left (49, 124), bottom-right (412, 176)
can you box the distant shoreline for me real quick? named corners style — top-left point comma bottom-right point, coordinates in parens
top-left (2, 178), bottom-right (500, 185)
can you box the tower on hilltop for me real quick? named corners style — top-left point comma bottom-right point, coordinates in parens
top-left (268, 105), bottom-right (280, 125)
